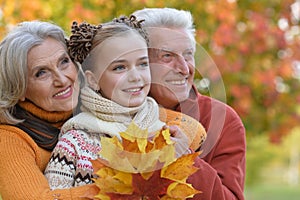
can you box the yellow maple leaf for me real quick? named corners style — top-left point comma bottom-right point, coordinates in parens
top-left (158, 144), bottom-right (176, 167)
top-left (161, 129), bottom-right (173, 145)
top-left (94, 167), bottom-right (133, 194)
top-left (98, 136), bottom-right (137, 173)
top-left (166, 182), bottom-right (201, 199)
top-left (99, 136), bottom-right (169, 173)
top-left (94, 193), bottom-right (110, 200)
top-left (122, 138), bottom-right (140, 153)
top-left (99, 122), bottom-right (177, 173)
top-left (152, 129), bottom-right (171, 150)
top-left (161, 152), bottom-right (200, 182)
top-left (120, 121), bottom-right (148, 153)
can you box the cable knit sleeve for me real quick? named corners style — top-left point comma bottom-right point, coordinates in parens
top-left (45, 129), bottom-right (99, 189)
top-left (0, 125), bottom-right (91, 200)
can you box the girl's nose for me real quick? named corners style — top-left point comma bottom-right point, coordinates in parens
top-left (128, 68), bottom-right (142, 82)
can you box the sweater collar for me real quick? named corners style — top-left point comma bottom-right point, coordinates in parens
top-left (18, 100), bottom-right (73, 128)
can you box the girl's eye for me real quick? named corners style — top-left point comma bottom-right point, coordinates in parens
top-left (113, 65), bottom-right (126, 71)
top-left (140, 62), bottom-right (149, 68)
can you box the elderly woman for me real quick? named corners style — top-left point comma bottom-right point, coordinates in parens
top-left (0, 21), bottom-right (90, 200)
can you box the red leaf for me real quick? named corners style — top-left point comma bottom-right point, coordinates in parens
top-left (106, 193), bottom-right (143, 200)
top-left (131, 170), bottom-right (174, 198)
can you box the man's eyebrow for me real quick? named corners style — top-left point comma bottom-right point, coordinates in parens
top-left (183, 47), bottom-right (194, 52)
top-left (159, 47), bottom-right (173, 52)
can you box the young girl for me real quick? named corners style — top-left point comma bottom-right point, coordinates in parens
top-left (44, 15), bottom-right (206, 189)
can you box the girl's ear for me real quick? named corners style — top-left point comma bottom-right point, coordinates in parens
top-left (85, 70), bottom-right (99, 90)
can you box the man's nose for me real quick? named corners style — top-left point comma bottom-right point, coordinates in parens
top-left (174, 55), bottom-right (190, 75)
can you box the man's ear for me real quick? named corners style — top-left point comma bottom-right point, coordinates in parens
top-left (85, 70), bottom-right (99, 90)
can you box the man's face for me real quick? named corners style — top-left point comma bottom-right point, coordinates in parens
top-left (147, 27), bottom-right (195, 109)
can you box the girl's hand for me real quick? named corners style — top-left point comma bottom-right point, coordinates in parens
top-left (163, 125), bottom-right (191, 158)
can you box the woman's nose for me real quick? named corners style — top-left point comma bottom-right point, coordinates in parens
top-left (53, 70), bottom-right (68, 86)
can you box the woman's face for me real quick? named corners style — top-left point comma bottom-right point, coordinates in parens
top-left (86, 33), bottom-right (150, 107)
top-left (23, 37), bottom-right (80, 112)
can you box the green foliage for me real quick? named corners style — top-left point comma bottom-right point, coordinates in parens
top-left (246, 128), bottom-right (300, 186)
top-left (246, 134), bottom-right (277, 186)
top-left (245, 183), bottom-right (300, 200)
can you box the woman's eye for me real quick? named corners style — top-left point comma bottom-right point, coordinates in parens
top-left (35, 69), bottom-right (46, 78)
top-left (61, 57), bottom-right (70, 65)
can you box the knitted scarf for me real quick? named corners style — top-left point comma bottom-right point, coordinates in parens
top-left (13, 100), bottom-right (73, 150)
top-left (61, 87), bottom-right (165, 138)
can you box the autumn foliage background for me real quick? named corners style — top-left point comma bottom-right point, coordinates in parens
top-left (1, 0), bottom-right (300, 196)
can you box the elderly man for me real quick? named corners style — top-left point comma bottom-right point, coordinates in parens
top-left (133, 7), bottom-right (246, 200)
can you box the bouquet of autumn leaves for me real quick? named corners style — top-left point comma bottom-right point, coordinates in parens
top-left (85, 122), bottom-right (201, 200)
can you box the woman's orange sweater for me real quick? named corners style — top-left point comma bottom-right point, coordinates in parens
top-left (0, 125), bottom-right (91, 200)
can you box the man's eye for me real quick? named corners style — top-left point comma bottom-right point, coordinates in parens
top-left (162, 53), bottom-right (171, 57)
top-left (185, 51), bottom-right (194, 56)
top-left (183, 52), bottom-right (194, 61)
top-left (159, 52), bottom-right (173, 62)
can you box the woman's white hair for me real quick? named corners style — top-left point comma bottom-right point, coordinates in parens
top-left (132, 7), bottom-right (196, 49)
top-left (0, 21), bottom-right (67, 124)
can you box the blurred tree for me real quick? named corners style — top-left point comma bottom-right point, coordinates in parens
top-left (0, 0), bottom-right (299, 143)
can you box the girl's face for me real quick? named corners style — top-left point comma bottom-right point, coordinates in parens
top-left (86, 32), bottom-right (151, 107)
top-left (24, 37), bottom-right (80, 111)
